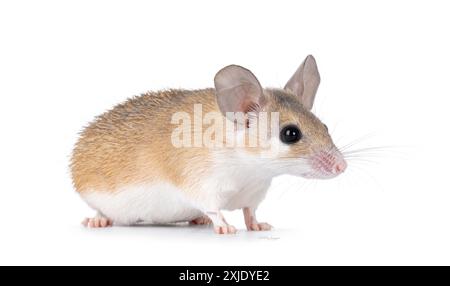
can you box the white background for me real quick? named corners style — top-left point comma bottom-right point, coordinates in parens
top-left (1, 0), bottom-right (449, 266)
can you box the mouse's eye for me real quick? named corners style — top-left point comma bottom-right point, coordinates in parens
top-left (324, 124), bottom-right (328, 132)
top-left (280, 125), bottom-right (302, 144)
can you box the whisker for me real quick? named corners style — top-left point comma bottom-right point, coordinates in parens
top-left (336, 132), bottom-right (377, 152)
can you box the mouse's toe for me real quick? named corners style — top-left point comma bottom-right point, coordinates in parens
top-left (214, 225), bottom-right (237, 235)
top-left (189, 216), bottom-right (213, 225)
top-left (82, 216), bottom-right (113, 228)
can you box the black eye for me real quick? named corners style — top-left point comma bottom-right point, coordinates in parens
top-left (324, 124), bottom-right (328, 132)
top-left (280, 125), bottom-right (302, 144)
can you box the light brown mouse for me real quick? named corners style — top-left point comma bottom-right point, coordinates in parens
top-left (71, 55), bottom-right (347, 234)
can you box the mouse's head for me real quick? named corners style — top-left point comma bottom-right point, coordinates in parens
top-left (214, 55), bottom-right (346, 179)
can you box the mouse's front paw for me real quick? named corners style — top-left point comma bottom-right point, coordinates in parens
top-left (214, 225), bottom-right (237, 234)
top-left (247, 222), bottom-right (272, 231)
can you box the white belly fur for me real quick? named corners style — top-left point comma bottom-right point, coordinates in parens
top-left (81, 179), bottom-right (271, 225)
top-left (82, 183), bottom-right (203, 225)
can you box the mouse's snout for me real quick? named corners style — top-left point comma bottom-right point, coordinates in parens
top-left (308, 149), bottom-right (347, 178)
top-left (333, 157), bottom-right (347, 174)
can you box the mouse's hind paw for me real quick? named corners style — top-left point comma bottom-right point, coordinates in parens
top-left (82, 214), bottom-right (113, 228)
top-left (189, 215), bottom-right (213, 225)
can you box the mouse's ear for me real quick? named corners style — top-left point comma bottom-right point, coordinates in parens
top-left (214, 65), bottom-right (264, 116)
top-left (284, 55), bottom-right (321, 110)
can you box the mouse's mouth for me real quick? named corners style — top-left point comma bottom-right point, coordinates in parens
top-left (304, 150), bottom-right (347, 179)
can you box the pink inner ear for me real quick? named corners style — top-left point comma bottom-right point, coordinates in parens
top-left (225, 83), bottom-right (261, 113)
top-left (241, 100), bottom-right (260, 113)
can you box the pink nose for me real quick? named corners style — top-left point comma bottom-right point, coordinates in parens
top-left (334, 160), bottom-right (347, 174)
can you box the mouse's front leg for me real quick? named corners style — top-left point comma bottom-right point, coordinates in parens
top-left (205, 210), bottom-right (237, 234)
top-left (243, 207), bottom-right (272, 231)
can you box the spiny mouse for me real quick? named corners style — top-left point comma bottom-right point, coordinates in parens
top-left (71, 55), bottom-right (347, 234)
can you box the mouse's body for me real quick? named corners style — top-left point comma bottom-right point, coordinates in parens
top-left (71, 55), bottom-right (347, 233)
top-left (72, 89), bottom-right (271, 225)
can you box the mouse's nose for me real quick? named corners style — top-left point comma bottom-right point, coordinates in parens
top-left (333, 159), bottom-right (347, 174)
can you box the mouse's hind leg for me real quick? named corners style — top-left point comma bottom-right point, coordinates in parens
top-left (82, 212), bottom-right (113, 228)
